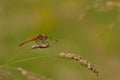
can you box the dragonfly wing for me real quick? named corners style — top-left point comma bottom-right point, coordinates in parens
top-left (32, 41), bottom-right (49, 49)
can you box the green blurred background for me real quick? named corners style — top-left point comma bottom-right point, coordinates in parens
top-left (0, 0), bottom-right (120, 80)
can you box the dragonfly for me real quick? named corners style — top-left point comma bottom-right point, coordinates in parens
top-left (19, 34), bottom-right (49, 49)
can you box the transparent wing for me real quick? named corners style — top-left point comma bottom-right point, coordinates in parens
top-left (32, 40), bottom-right (49, 49)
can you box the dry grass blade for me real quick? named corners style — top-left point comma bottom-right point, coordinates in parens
top-left (17, 67), bottom-right (51, 80)
top-left (0, 69), bottom-right (7, 80)
top-left (106, 1), bottom-right (120, 8)
top-left (58, 52), bottom-right (99, 76)
top-left (0, 68), bottom-right (17, 80)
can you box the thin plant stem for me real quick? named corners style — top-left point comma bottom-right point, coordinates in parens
top-left (1, 56), bottom-right (48, 67)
